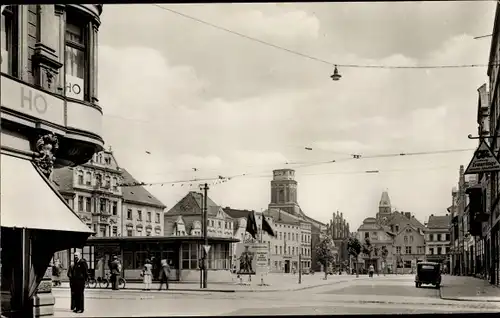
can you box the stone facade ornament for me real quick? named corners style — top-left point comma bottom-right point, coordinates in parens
top-left (34, 133), bottom-right (59, 178)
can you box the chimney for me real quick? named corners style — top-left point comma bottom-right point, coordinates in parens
top-left (404, 212), bottom-right (411, 219)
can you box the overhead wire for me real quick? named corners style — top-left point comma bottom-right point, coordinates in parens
top-left (152, 4), bottom-right (494, 70)
top-left (119, 147), bottom-right (474, 187)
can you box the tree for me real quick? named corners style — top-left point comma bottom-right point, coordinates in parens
top-left (381, 246), bottom-right (389, 275)
top-left (347, 237), bottom-right (362, 277)
top-left (315, 235), bottom-right (336, 280)
top-left (362, 238), bottom-right (375, 274)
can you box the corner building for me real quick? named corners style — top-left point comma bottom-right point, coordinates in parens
top-left (1, 5), bottom-right (103, 317)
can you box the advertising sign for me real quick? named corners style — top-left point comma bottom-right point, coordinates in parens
top-left (465, 140), bottom-right (500, 174)
top-left (1, 76), bottom-right (64, 126)
top-left (66, 75), bottom-right (84, 101)
top-left (253, 243), bottom-right (268, 268)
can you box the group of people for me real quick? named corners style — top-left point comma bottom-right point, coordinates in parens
top-left (142, 258), bottom-right (172, 291)
top-left (65, 253), bottom-right (173, 313)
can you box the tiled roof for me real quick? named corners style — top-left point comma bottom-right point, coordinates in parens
top-left (427, 215), bottom-right (451, 229)
top-left (223, 207), bottom-right (253, 220)
top-left (166, 191), bottom-right (221, 217)
top-left (52, 167), bottom-right (74, 193)
top-left (265, 208), bottom-right (301, 225)
top-left (388, 211), bottom-right (425, 229)
top-left (121, 169), bottom-right (166, 208)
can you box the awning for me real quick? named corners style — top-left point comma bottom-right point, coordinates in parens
top-left (1, 153), bottom-right (93, 234)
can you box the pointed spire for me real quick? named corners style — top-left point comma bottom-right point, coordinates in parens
top-left (379, 190), bottom-right (391, 208)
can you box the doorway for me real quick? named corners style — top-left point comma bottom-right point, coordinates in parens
top-left (284, 260), bottom-right (290, 273)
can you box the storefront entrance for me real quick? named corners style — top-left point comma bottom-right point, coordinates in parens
top-left (284, 260), bottom-right (290, 273)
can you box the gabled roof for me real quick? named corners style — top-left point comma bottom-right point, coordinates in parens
top-left (166, 191), bottom-right (220, 217)
top-left (264, 208), bottom-right (302, 225)
top-left (426, 215), bottom-right (451, 229)
top-left (223, 207), bottom-right (253, 220)
top-left (121, 169), bottom-right (166, 208)
top-left (52, 167), bottom-right (74, 193)
top-left (387, 211), bottom-right (425, 229)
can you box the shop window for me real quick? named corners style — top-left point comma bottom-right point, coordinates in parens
top-left (135, 251), bottom-right (147, 269)
top-left (123, 251), bottom-right (133, 269)
top-left (1, 5), bottom-right (18, 76)
top-left (65, 12), bottom-right (88, 101)
top-left (181, 243), bottom-right (199, 270)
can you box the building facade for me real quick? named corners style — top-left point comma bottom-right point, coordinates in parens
top-left (164, 191), bottom-right (235, 282)
top-left (486, 7), bottom-right (500, 284)
top-left (425, 214), bottom-right (451, 270)
top-left (326, 211), bottom-right (351, 267)
top-left (356, 191), bottom-right (426, 274)
top-left (357, 217), bottom-right (395, 273)
top-left (53, 149), bottom-right (123, 238)
top-left (224, 207), bottom-right (313, 274)
top-left (268, 169), bottom-right (325, 272)
top-left (52, 151), bottom-right (167, 272)
top-left (1, 4), bottom-right (103, 317)
top-left (121, 168), bottom-right (165, 237)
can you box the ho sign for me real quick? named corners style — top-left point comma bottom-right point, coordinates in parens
top-left (66, 75), bottom-right (84, 100)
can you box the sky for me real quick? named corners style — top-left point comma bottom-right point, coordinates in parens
top-left (96, 2), bottom-right (496, 231)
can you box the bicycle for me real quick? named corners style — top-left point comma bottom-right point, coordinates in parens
top-left (118, 276), bottom-right (126, 289)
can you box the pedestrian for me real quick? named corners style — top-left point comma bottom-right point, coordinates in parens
top-left (52, 259), bottom-right (63, 287)
top-left (142, 259), bottom-right (153, 291)
top-left (67, 252), bottom-right (88, 314)
top-left (158, 259), bottom-right (171, 291)
top-left (109, 255), bottom-right (121, 290)
top-left (368, 264), bottom-right (374, 278)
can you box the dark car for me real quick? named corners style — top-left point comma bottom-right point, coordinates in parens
top-left (415, 261), bottom-right (441, 289)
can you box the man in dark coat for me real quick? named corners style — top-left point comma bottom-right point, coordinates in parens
top-left (67, 251), bottom-right (88, 313)
top-left (109, 255), bottom-right (121, 290)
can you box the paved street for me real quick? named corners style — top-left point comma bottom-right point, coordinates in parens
top-left (52, 274), bottom-right (500, 317)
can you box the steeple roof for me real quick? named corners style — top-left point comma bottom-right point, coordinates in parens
top-left (379, 190), bottom-right (391, 208)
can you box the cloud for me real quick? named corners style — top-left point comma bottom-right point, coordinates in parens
top-left (97, 3), bottom-right (493, 231)
top-left (225, 9), bottom-right (320, 39)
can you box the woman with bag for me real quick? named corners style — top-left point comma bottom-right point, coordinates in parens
top-left (142, 259), bottom-right (153, 291)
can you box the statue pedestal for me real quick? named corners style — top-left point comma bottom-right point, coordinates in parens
top-left (33, 267), bottom-right (55, 317)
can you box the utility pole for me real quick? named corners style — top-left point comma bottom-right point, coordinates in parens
top-left (298, 253), bottom-right (302, 284)
top-left (202, 183), bottom-right (209, 289)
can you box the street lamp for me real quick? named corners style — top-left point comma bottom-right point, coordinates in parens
top-left (330, 65), bottom-right (342, 81)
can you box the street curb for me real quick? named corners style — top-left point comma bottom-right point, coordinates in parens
top-left (53, 286), bottom-right (235, 293)
top-left (52, 278), bottom-right (358, 294)
top-left (439, 286), bottom-right (500, 303)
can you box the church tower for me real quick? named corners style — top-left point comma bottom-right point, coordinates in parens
top-left (376, 190), bottom-right (392, 223)
top-left (269, 169), bottom-right (302, 216)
